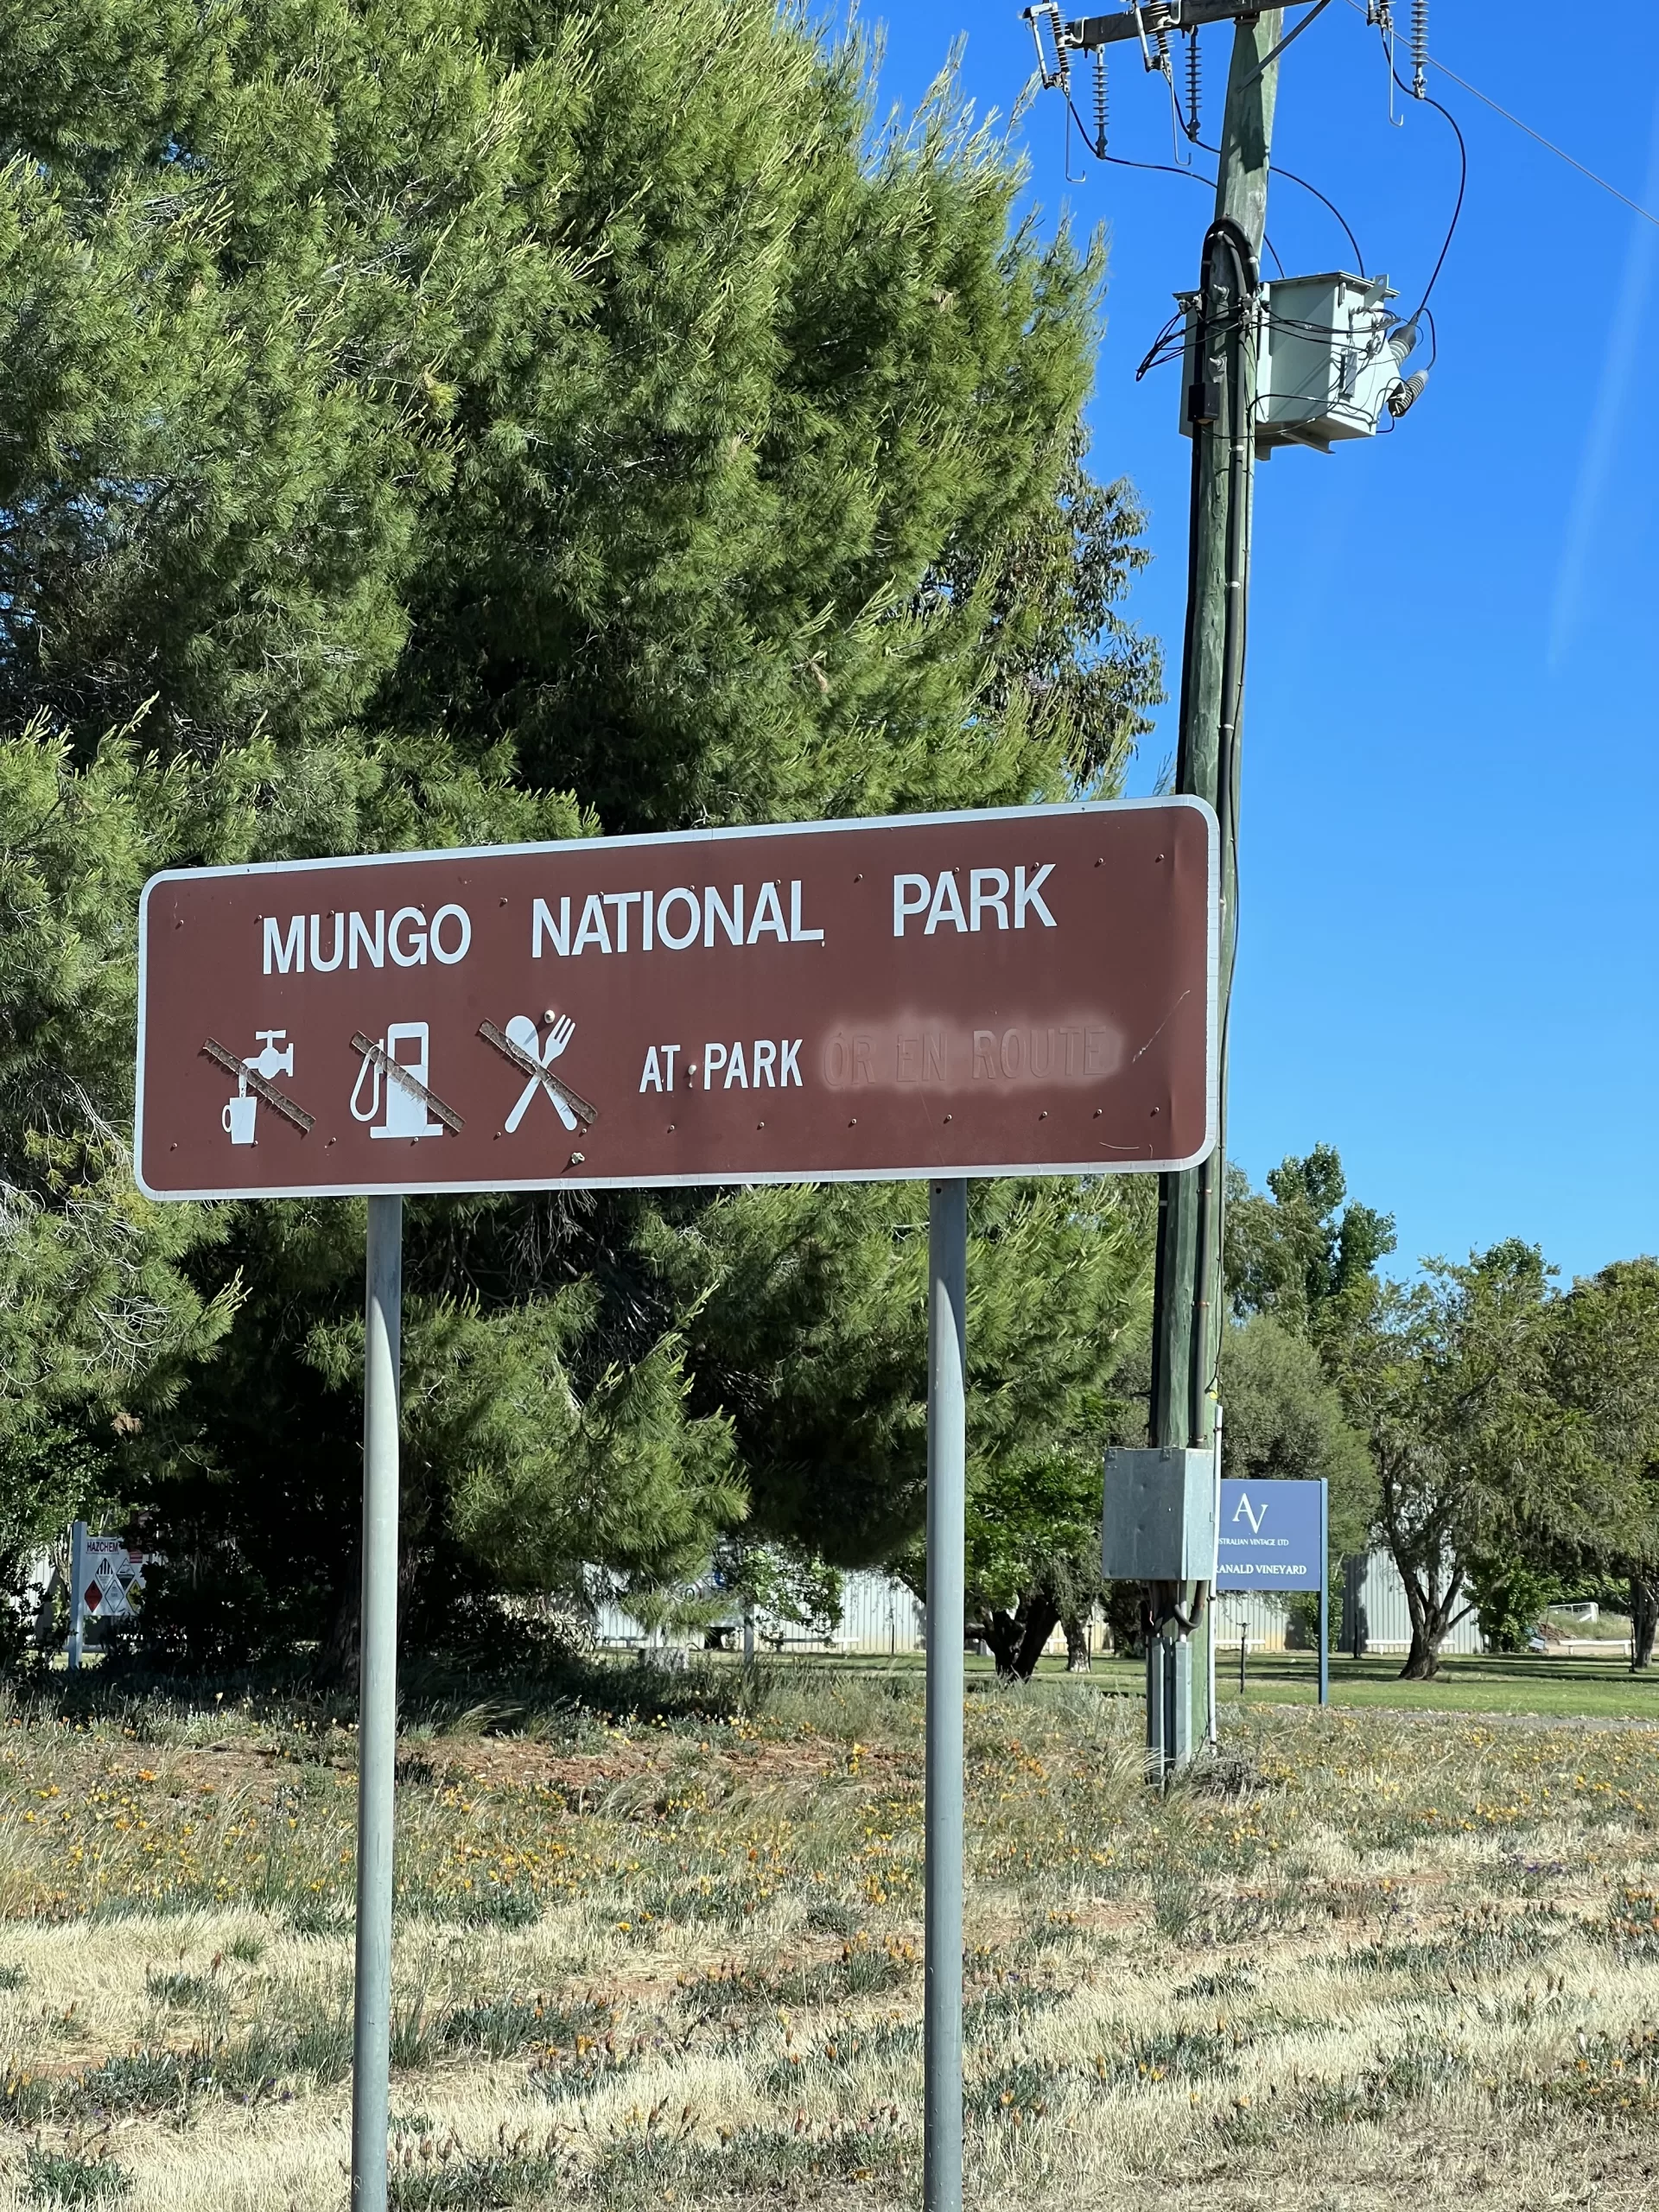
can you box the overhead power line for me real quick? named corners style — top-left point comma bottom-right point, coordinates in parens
top-left (1338, 0), bottom-right (1659, 231)
top-left (1427, 53), bottom-right (1659, 232)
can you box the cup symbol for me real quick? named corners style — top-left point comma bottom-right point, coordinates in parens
top-left (222, 1090), bottom-right (257, 1145)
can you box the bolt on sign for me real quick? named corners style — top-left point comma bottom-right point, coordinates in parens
top-left (136, 798), bottom-right (1217, 1199)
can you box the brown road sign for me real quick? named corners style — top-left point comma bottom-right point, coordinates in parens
top-left (135, 799), bottom-right (1217, 1198)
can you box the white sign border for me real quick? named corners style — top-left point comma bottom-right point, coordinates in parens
top-left (135, 796), bottom-right (1220, 1200)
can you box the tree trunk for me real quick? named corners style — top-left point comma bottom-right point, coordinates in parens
top-left (981, 1609), bottom-right (1022, 1678)
top-left (1103, 1580), bottom-right (1147, 1660)
top-left (983, 1593), bottom-right (1063, 1681)
top-left (1011, 1593), bottom-right (1061, 1680)
top-left (1062, 1613), bottom-right (1091, 1672)
top-left (1631, 1575), bottom-right (1658, 1672)
top-left (1398, 1572), bottom-right (1441, 1680)
top-left (1397, 1568), bottom-right (1466, 1681)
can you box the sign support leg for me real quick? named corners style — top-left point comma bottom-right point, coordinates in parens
top-left (1327, 1486), bottom-right (1336, 1707)
top-left (925, 1178), bottom-right (966, 2212)
top-left (353, 1195), bottom-right (402, 2212)
top-left (67, 1519), bottom-right (86, 1671)
top-left (1206, 1406), bottom-right (1223, 1749)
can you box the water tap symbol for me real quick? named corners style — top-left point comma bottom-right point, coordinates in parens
top-left (248, 1031), bottom-right (295, 1082)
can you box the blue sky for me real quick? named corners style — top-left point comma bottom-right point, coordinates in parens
top-left (868, 3), bottom-right (1659, 1286)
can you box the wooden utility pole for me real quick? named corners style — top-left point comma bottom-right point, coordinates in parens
top-left (1038, 0), bottom-right (1286, 1766)
top-left (1037, 0), bottom-right (1427, 1767)
top-left (1145, 11), bottom-right (1280, 1768)
top-left (1150, 19), bottom-right (1278, 1417)
top-left (1025, 1), bottom-right (1287, 1770)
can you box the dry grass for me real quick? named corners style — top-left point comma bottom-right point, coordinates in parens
top-left (0, 1661), bottom-right (1656, 2209)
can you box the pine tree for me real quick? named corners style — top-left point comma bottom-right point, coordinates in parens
top-left (1, 0), bottom-right (1165, 1654)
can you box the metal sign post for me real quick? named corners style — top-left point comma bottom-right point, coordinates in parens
top-left (924, 1179), bottom-right (967, 2212)
top-left (134, 796), bottom-right (1219, 2212)
top-left (67, 1520), bottom-right (86, 1671)
top-left (1206, 1403), bottom-right (1223, 1746)
top-left (1318, 1477), bottom-right (1330, 1707)
top-left (351, 1196), bottom-right (402, 2212)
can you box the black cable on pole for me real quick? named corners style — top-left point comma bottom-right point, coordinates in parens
top-left (1060, 93), bottom-right (1285, 273)
top-left (1153, 213), bottom-right (1256, 1445)
top-left (1192, 216), bottom-right (1254, 1433)
top-left (1379, 38), bottom-right (1468, 317)
top-left (1273, 162), bottom-right (1368, 276)
top-left (1190, 134), bottom-right (1368, 275)
top-left (1403, 90), bottom-right (1465, 315)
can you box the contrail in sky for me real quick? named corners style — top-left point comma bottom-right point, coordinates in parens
top-left (1548, 95), bottom-right (1659, 669)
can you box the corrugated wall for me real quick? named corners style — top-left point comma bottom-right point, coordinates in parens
top-left (595, 1549), bottom-right (1484, 1656)
top-left (594, 1569), bottom-right (926, 1654)
top-left (1215, 1550), bottom-right (1481, 1654)
top-left (1338, 1548), bottom-right (1482, 1654)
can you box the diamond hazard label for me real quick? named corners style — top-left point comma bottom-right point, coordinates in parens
top-left (75, 1538), bottom-right (145, 1622)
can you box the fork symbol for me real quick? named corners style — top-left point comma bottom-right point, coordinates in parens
top-left (505, 1014), bottom-right (577, 1132)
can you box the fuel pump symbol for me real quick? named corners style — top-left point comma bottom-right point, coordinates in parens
top-left (350, 1022), bottom-right (444, 1140)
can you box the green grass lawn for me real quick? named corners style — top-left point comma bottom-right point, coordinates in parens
top-left (827, 1644), bottom-right (1659, 1721)
top-left (1218, 1649), bottom-right (1659, 1719)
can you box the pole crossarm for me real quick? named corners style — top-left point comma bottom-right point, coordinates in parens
top-left (1056, 1), bottom-right (1317, 50)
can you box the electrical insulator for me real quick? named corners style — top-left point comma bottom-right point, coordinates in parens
top-left (1185, 31), bottom-right (1201, 143)
top-left (1092, 49), bottom-right (1109, 158)
top-left (1049, 1), bottom-right (1071, 92)
top-left (1410, 0), bottom-right (1427, 99)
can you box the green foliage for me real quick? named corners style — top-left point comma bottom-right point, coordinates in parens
top-left (1338, 1242), bottom-right (1647, 1677)
top-left (932, 1179), bottom-right (1151, 1671)
top-left (647, 1174), bottom-right (1153, 1674)
top-left (713, 1540), bottom-right (844, 1640)
top-left (22, 2145), bottom-right (133, 2207)
top-left (0, 728), bottom-right (243, 1599)
top-left (2, 0), bottom-right (1165, 1650)
top-left (3, 0), bottom-right (1157, 810)
top-left (1548, 1256), bottom-right (1659, 1666)
top-left (1225, 1145), bottom-right (1395, 1344)
top-left (639, 1182), bottom-right (932, 1566)
top-left (1218, 1314), bottom-right (1374, 1559)
top-left (1551, 1259), bottom-right (1659, 1564)
top-left (1464, 1553), bottom-right (1558, 1654)
top-left (431, 1288), bottom-right (744, 1598)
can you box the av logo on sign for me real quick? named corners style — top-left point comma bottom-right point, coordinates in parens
top-left (1230, 1489), bottom-right (1268, 1535)
top-left (1215, 1478), bottom-right (1325, 1592)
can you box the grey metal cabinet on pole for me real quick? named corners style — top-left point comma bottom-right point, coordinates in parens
top-left (353, 1195), bottom-right (402, 2212)
top-left (924, 1179), bottom-right (967, 2212)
